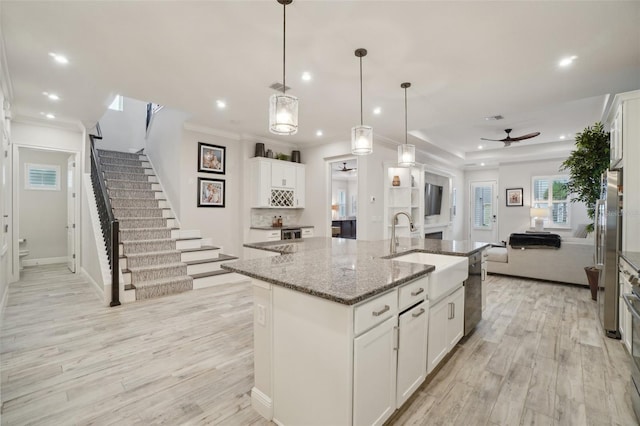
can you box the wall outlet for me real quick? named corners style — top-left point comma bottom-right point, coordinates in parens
top-left (257, 304), bottom-right (266, 326)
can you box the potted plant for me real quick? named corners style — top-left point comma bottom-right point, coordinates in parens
top-left (560, 122), bottom-right (610, 300)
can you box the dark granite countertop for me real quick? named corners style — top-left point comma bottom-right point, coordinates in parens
top-left (621, 251), bottom-right (640, 273)
top-left (222, 237), bottom-right (490, 305)
top-left (250, 225), bottom-right (314, 230)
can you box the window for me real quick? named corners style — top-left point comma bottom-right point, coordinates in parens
top-left (473, 186), bottom-right (492, 229)
top-left (532, 175), bottom-right (570, 228)
top-left (25, 163), bottom-right (60, 191)
top-left (338, 190), bottom-right (346, 218)
top-left (108, 95), bottom-right (123, 111)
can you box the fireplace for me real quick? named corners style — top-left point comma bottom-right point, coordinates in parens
top-left (425, 231), bottom-right (443, 240)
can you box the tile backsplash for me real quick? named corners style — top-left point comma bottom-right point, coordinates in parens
top-left (251, 208), bottom-right (303, 227)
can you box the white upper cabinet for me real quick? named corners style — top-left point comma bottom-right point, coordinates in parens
top-left (249, 157), bottom-right (305, 208)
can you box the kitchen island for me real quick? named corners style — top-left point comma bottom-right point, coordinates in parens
top-left (222, 237), bottom-right (489, 426)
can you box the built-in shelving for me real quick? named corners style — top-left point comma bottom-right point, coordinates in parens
top-left (383, 162), bottom-right (424, 239)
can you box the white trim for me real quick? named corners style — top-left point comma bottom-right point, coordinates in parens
top-left (80, 267), bottom-right (104, 302)
top-left (0, 28), bottom-right (14, 102)
top-left (183, 122), bottom-right (241, 141)
top-left (12, 115), bottom-right (85, 133)
top-left (22, 256), bottom-right (67, 266)
top-left (251, 387), bottom-right (273, 420)
top-left (0, 278), bottom-right (9, 328)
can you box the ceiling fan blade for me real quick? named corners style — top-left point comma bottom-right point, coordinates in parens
top-left (480, 137), bottom-right (505, 142)
top-left (510, 132), bottom-right (541, 141)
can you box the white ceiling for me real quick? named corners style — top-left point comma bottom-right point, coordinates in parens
top-left (2, 1), bottom-right (639, 165)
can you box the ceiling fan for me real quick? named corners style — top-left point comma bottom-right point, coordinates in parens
top-left (481, 128), bottom-right (541, 147)
top-left (335, 162), bottom-right (357, 172)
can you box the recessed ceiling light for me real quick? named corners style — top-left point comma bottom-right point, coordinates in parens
top-left (478, 145), bottom-right (483, 150)
top-left (559, 135), bottom-right (566, 140)
top-left (48, 52), bottom-right (69, 64)
top-left (373, 107), bottom-right (382, 115)
top-left (316, 130), bottom-right (323, 137)
top-left (559, 55), bottom-right (578, 67)
top-left (484, 115), bottom-right (503, 121)
top-left (301, 72), bottom-right (312, 81)
top-left (480, 162), bottom-right (485, 166)
top-left (40, 112), bottom-right (55, 119)
top-left (42, 92), bottom-right (60, 101)
top-left (216, 100), bottom-right (226, 109)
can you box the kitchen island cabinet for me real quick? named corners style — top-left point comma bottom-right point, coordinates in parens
top-left (223, 237), bottom-right (488, 425)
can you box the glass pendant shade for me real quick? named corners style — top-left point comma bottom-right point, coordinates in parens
top-left (351, 125), bottom-right (373, 155)
top-left (398, 143), bottom-right (415, 167)
top-left (269, 93), bottom-right (298, 135)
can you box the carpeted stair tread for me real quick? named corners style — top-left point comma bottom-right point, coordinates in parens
top-left (190, 270), bottom-right (233, 279)
top-left (106, 180), bottom-right (154, 190)
top-left (118, 218), bottom-right (168, 229)
top-left (180, 245), bottom-right (220, 253)
top-left (124, 249), bottom-right (181, 259)
top-left (184, 254), bottom-right (237, 265)
top-left (122, 237), bottom-right (175, 245)
top-left (104, 172), bottom-right (156, 182)
top-left (113, 207), bottom-right (165, 218)
top-left (120, 227), bottom-right (172, 241)
top-left (100, 163), bottom-right (151, 171)
top-left (123, 250), bottom-right (182, 268)
top-left (97, 149), bottom-right (147, 159)
top-left (132, 276), bottom-right (194, 300)
top-left (176, 237), bottom-right (203, 241)
top-left (99, 158), bottom-right (144, 167)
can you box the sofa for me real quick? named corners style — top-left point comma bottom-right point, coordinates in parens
top-left (486, 237), bottom-right (594, 286)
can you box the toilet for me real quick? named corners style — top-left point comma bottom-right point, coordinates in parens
top-left (18, 238), bottom-right (29, 270)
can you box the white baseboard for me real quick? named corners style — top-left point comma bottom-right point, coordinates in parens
top-left (22, 257), bottom-right (67, 267)
top-left (251, 387), bottom-right (273, 421)
top-left (80, 267), bottom-right (104, 302)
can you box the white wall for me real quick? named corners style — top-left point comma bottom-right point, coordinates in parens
top-left (145, 107), bottom-right (191, 219)
top-left (179, 128), bottom-right (243, 256)
top-left (465, 159), bottom-right (590, 243)
top-left (12, 121), bottom-right (84, 152)
top-left (18, 148), bottom-right (68, 261)
top-left (497, 159), bottom-right (589, 242)
top-left (96, 97), bottom-right (148, 153)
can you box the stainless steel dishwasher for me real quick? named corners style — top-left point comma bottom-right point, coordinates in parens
top-left (464, 251), bottom-right (482, 335)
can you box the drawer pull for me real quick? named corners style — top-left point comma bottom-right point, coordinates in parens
top-left (411, 288), bottom-right (424, 297)
top-left (372, 305), bottom-right (390, 317)
top-left (412, 308), bottom-right (425, 318)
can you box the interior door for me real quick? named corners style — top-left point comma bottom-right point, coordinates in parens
top-left (67, 155), bottom-right (75, 272)
top-left (469, 181), bottom-right (497, 243)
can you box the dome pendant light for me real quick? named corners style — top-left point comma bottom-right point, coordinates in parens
top-left (351, 48), bottom-right (373, 155)
top-left (269, 0), bottom-right (298, 135)
top-left (398, 82), bottom-right (415, 166)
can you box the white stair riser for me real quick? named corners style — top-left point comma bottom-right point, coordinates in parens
top-left (176, 229), bottom-right (201, 239)
top-left (123, 288), bottom-right (136, 303)
top-left (158, 200), bottom-right (169, 208)
top-left (148, 175), bottom-right (158, 183)
top-left (176, 239), bottom-right (202, 250)
top-left (187, 262), bottom-right (225, 275)
top-left (193, 273), bottom-right (250, 290)
top-left (162, 209), bottom-right (172, 218)
top-left (151, 183), bottom-right (161, 191)
top-left (123, 272), bottom-right (131, 285)
top-left (182, 249), bottom-right (220, 262)
top-left (144, 169), bottom-right (154, 175)
top-left (141, 161), bottom-right (151, 168)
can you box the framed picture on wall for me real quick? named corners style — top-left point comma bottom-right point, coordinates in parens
top-left (506, 187), bottom-right (523, 207)
top-left (198, 142), bottom-right (226, 175)
top-left (197, 177), bottom-right (225, 208)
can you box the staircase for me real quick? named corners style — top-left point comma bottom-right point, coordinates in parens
top-left (97, 149), bottom-right (245, 302)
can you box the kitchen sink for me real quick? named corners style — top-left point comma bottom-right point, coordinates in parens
top-left (392, 252), bottom-right (468, 302)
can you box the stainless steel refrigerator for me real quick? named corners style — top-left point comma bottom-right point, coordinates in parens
top-left (596, 169), bottom-right (622, 338)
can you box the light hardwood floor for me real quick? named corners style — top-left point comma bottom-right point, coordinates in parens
top-left (1, 265), bottom-right (636, 425)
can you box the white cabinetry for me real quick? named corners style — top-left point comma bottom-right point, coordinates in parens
top-left (383, 162), bottom-right (424, 239)
top-left (427, 286), bottom-right (465, 373)
top-left (353, 316), bottom-right (397, 426)
top-left (619, 257), bottom-right (634, 353)
top-left (608, 90), bottom-right (640, 251)
top-left (301, 227), bottom-right (314, 238)
top-left (252, 274), bottom-right (433, 425)
top-left (248, 229), bottom-right (281, 243)
top-left (249, 157), bottom-right (305, 208)
top-left (481, 249), bottom-right (488, 312)
top-left (396, 301), bottom-right (428, 407)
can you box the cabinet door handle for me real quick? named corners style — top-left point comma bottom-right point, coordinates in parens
top-left (452, 302), bottom-right (455, 318)
top-left (411, 288), bottom-right (424, 297)
top-left (282, 179), bottom-right (286, 186)
top-left (393, 326), bottom-right (399, 351)
top-left (372, 305), bottom-right (390, 317)
top-left (412, 308), bottom-right (425, 318)
top-left (448, 302), bottom-right (453, 319)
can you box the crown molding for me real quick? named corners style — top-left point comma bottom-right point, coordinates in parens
top-left (13, 114), bottom-right (84, 133)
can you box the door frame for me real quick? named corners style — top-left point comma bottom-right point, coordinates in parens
top-left (11, 143), bottom-right (81, 282)
top-left (326, 155), bottom-right (358, 239)
top-left (468, 180), bottom-right (498, 242)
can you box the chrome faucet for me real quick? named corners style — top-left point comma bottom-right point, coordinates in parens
top-left (390, 211), bottom-right (416, 254)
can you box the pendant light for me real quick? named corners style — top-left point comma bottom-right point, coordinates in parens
top-left (269, 0), bottom-right (298, 135)
top-left (398, 82), bottom-right (415, 167)
top-left (351, 48), bottom-right (373, 155)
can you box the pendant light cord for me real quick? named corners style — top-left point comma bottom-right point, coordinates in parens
top-left (282, 1), bottom-right (286, 94)
top-left (404, 86), bottom-right (408, 145)
top-left (359, 57), bottom-right (363, 126)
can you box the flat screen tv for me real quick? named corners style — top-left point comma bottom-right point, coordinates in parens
top-left (425, 183), bottom-right (443, 216)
